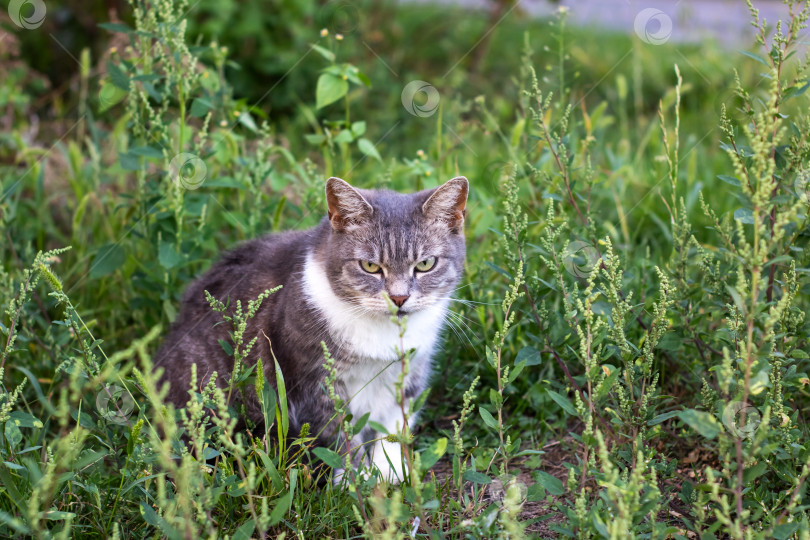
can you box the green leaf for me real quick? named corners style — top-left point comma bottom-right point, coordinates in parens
top-left (739, 50), bottom-right (770, 67)
top-left (190, 98), bottom-right (213, 118)
top-left (139, 502), bottom-right (160, 526)
top-left (773, 522), bottom-right (800, 540)
top-left (534, 471), bottom-right (565, 496)
top-left (237, 112), bottom-right (259, 133)
top-left (333, 129), bottom-right (354, 144)
top-left (516, 346), bottom-right (542, 366)
top-left (158, 241), bottom-right (183, 269)
top-left (218, 339), bottom-right (233, 356)
top-left (357, 138), bottom-right (382, 162)
top-left (128, 145), bottom-right (163, 159)
top-left (353, 412), bottom-right (370, 434)
top-left (98, 22), bottom-right (133, 33)
top-left (107, 60), bottom-right (130, 90)
top-left (118, 151), bottom-right (141, 171)
top-left (312, 447), bottom-right (343, 470)
top-left (351, 121), bottom-right (366, 136)
top-left (479, 406), bottom-right (499, 430)
top-left (734, 207), bottom-right (754, 224)
top-left (316, 73), bottom-right (348, 109)
top-left (420, 437), bottom-right (447, 471)
top-left (717, 174), bottom-right (741, 187)
top-left (232, 518), bottom-right (255, 540)
top-left (647, 411), bottom-right (681, 426)
top-left (90, 244), bottom-right (125, 279)
top-left (8, 411), bottom-right (43, 428)
top-left (462, 470), bottom-right (492, 484)
top-left (269, 490), bottom-right (292, 526)
top-left (274, 358), bottom-right (289, 440)
top-left (526, 483), bottom-right (545, 502)
top-left (45, 511), bottom-right (76, 521)
top-left (678, 409), bottom-right (722, 439)
top-left (310, 44), bottom-right (335, 62)
top-left (547, 389), bottom-right (578, 417)
top-left (4, 423), bottom-right (22, 449)
top-left (507, 359), bottom-right (527, 384)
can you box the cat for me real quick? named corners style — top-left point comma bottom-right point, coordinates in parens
top-left (154, 175), bottom-right (468, 482)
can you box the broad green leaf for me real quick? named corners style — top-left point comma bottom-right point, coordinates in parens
top-left (420, 437), bottom-right (447, 471)
top-left (312, 447), bottom-right (343, 469)
top-left (270, 491), bottom-right (292, 526)
top-left (516, 346), bottom-right (542, 366)
top-left (507, 359), bottom-right (527, 384)
top-left (717, 174), bottom-right (741, 187)
top-left (190, 98), bottom-right (213, 117)
top-left (773, 522), bottom-right (800, 540)
top-left (357, 138), bottom-right (382, 162)
top-left (316, 73), bottom-right (348, 109)
top-left (4, 423), bottom-right (22, 449)
top-left (107, 60), bottom-right (130, 90)
top-left (98, 22), bottom-right (133, 33)
top-left (647, 411), bottom-right (681, 426)
top-left (534, 471), bottom-right (565, 496)
top-left (90, 244), bottom-right (125, 279)
top-left (351, 121), bottom-right (366, 136)
top-left (479, 406), bottom-right (499, 430)
top-left (734, 207), bottom-right (754, 224)
top-left (678, 409), bottom-right (722, 439)
top-left (310, 44), bottom-right (335, 62)
top-left (232, 518), bottom-right (255, 540)
top-left (158, 241), bottom-right (183, 269)
top-left (8, 411), bottom-right (43, 428)
top-left (547, 389), bottom-right (578, 417)
top-left (462, 470), bottom-right (492, 484)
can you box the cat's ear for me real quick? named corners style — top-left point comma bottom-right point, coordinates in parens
top-left (422, 176), bottom-right (468, 232)
top-left (325, 177), bottom-right (374, 231)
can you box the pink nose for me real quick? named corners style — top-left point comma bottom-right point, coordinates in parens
top-left (389, 295), bottom-right (409, 307)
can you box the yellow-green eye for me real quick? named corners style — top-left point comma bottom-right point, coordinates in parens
top-left (415, 257), bottom-right (436, 272)
top-left (360, 260), bottom-right (381, 274)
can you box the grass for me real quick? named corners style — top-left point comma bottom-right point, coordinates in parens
top-left (1, 0), bottom-right (810, 538)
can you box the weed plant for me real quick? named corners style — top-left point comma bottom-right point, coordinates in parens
top-left (1, 0), bottom-right (810, 537)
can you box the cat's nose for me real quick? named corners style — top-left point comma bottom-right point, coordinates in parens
top-left (389, 294), bottom-right (409, 307)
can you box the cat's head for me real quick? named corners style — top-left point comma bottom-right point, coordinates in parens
top-left (320, 176), bottom-right (468, 316)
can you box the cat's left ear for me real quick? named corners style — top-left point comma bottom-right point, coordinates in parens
top-left (422, 176), bottom-right (468, 232)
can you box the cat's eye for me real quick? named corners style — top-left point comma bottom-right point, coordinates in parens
top-left (360, 260), bottom-right (382, 274)
top-left (415, 257), bottom-right (437, 272)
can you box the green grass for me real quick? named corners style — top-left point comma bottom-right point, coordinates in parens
top-left (1, 0), bottom-right (810, 538)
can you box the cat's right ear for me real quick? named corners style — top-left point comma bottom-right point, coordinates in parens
top-left (325, 177), bottom-right (374, 231)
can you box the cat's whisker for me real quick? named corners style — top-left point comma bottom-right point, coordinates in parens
top-left (443, 313), bottom-right (477, 352)
top-left (434, 296), bottom-right (500, 307)
top-left (445, 310), bottom-right (479, 340)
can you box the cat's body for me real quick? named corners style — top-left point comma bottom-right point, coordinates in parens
top-left (154, 176), bottom-right (468, 482)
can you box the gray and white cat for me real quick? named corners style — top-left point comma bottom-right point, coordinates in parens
top-left (154, 176), bottom-right (468, 482)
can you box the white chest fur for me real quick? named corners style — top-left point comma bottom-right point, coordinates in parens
top-left (302, 254), bottom-right (447, 420)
